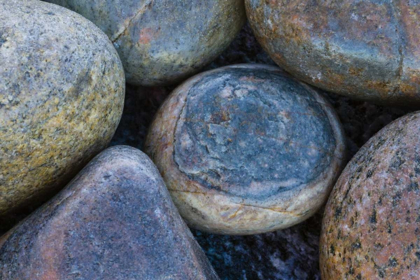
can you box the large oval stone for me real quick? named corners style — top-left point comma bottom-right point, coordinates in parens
top-left (0, 146), bottom-right (219, 280)
top-left (45, 0), bottom-right (246, 86)
top-left (145, 64), bottom-right (346, 235)
top-left (245, 0), bottom-right (420, 106)
top-left (321, 112), bottom-right (420, 279)
top-left (0, 0), bottom-right (125, 219)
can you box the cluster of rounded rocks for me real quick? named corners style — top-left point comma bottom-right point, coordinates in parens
top-left (1, 0), bottom-right (420, 279)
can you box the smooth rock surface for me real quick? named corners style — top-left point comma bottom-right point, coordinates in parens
top-left (0, 0), bottom-right (125, 220)
top-left (109, 24), bottom-right (413, 279)
top-left (321, 112), bottom-right (420, 279)
top-left (45, 0), bottom-right (246, 86)
top-left (2, 24), bottom-right (412, 279)
top-left (145, 64), bottom-right (346, 235)
top-left (0, 146), bottom-right (219, 280)
top-left (246, 0), bottom-right (420, 106)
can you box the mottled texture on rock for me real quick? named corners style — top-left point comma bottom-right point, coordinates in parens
top-left (0, 146), bottom-right (219, 280)
top-left (45, 0), bottom-right (246, 86)
top-left (145, 64), bottom-right (346, 235)
top-left (0, 0), bottom-right (125, 219)
top-left (2, 23), bottom-right (413, 279)
top-left (246, 0), bottom-right (420, 106)
top-left (321, 112), bottom-right (420, 279)
top-left (109, 24), bottom-right (412, 279)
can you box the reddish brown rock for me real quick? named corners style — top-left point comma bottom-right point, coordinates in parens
top-left (145, 64), bottom-right (346, 235)
top-left (245, 0), bottom-right (420, 106)
top-left (321, 112), bottom-right (420, 279)
top-left (0, 146), bottom-right (219, 280)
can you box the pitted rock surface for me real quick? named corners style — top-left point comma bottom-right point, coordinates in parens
top-left (45, 0), bottom-right (246, 86)
top-left (146, 64), bottom-right (346, 235)
top-left (0, 146), bottom-right (219, 280)
top-left (321, 112), bottom-right (420, 279)
top-left (0, 0), bottom-right (124, 220)
top-left (174, 68), bottom-right (336, 201)
top-left (246, 0), bottom-right (420, 105)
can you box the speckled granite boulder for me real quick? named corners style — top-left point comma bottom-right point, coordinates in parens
top-left (0, 146), bottom-right (219, 280)
top-left (145, 64), bottom-right (346, 235)
top-left (0, 0), bottom-right (125, 219)
top-left (44, 0), bottom-right (246, 86)
top-left (246, 0), bottom-right (420, 106)
top-left (321, 112), bottom-right (420, 279)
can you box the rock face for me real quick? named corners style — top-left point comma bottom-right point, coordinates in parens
top-left (45, 0), bottom-right (246, 86)
top-left (0, 0), bottom-right (125, 219)
top-left (246, 0), bottom-right (420, 106)
top-left (0, 146), bottom-right (219, 280)
top-left (145, 64), bottom-right (346, 235)
top-left (321, 112), bottom-right (420, 279)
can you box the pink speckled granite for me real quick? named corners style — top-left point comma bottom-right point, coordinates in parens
top-left (321, 112), bottom-right (420, 279)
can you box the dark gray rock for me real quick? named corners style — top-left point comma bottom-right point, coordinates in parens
top-left (145, 64), bottom-right (346, 235)
top-left (45, 0), bottom-right (246, 86)
top-left (0, 146), bottom-right (219, 280)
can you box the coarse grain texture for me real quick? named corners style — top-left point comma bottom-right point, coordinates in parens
top-left (145, 64), bottom-right (346, 235)
top-left (44, 0), bottom-right (246, 86)
top-left (245, 0), bottom-right (420, 106)
top-left (0, 0), bottom-right (125, 220)
top-left (0, 146), bottom-right (219, 280)
top-left (321, 112), bottom-right (420, 279)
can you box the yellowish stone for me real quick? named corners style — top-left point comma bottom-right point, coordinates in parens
top-left (0, 0), bottom-right (125, 219)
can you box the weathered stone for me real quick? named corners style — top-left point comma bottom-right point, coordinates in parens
top-left (245, 0), bottom-right (420, 106)
top-left (0, 146), bottom-right (219, 280)
top-left (0, 0), bottom-right (125, 220)
top-left (145, 64), bottom-right (346, 235)
top-left (44, 0), bottom-right (246, 86)
top-left (321, 112), bottom-right (420, 279)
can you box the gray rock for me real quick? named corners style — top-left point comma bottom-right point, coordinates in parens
top-left (45, 0), bottom-right (246, 86)
top-left (0, 0), bottom-right (125, 221)
top-left (0, 146), bottom-right (219, 280)
top-left (145, 64), bottom-right (346, 235)
top-left (246, 0), bottom-right (420, 106)
top-left (108, 24), bottom-right (413, 279)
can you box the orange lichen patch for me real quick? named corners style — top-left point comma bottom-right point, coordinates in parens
top-left (138, 27), bottom-right (158, 44)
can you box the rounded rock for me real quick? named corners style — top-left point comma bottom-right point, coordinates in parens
top-left (0, 0), bottom-right (125, 218)
top-left (145, 64), bottom-right (346, 235)
top-left (0, 146), bottom-right (219, 280)
top-left (45, 0), bottom-right (246, 86)
top-left (321, 112), bottom-right (420, 279)
top-left (245, 0), bottom-right (420, 105)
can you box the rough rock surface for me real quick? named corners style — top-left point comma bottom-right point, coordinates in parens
top-left (0, 23), bottom-right (414, 279)
top-left (0, 0), bottom-right (125, 222)
top-left (45, 0), bottom-right (246, 86)
top-left (107, 24), bottom-right (413, 279)
top-left (145, 64), bottom-right (346, 235)
top-left (246, 0), bottom-right (420, 106)
top-left (0, 146), bottom-right (219, 280)
top-left (321, 112), bottom-right (420, 279)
